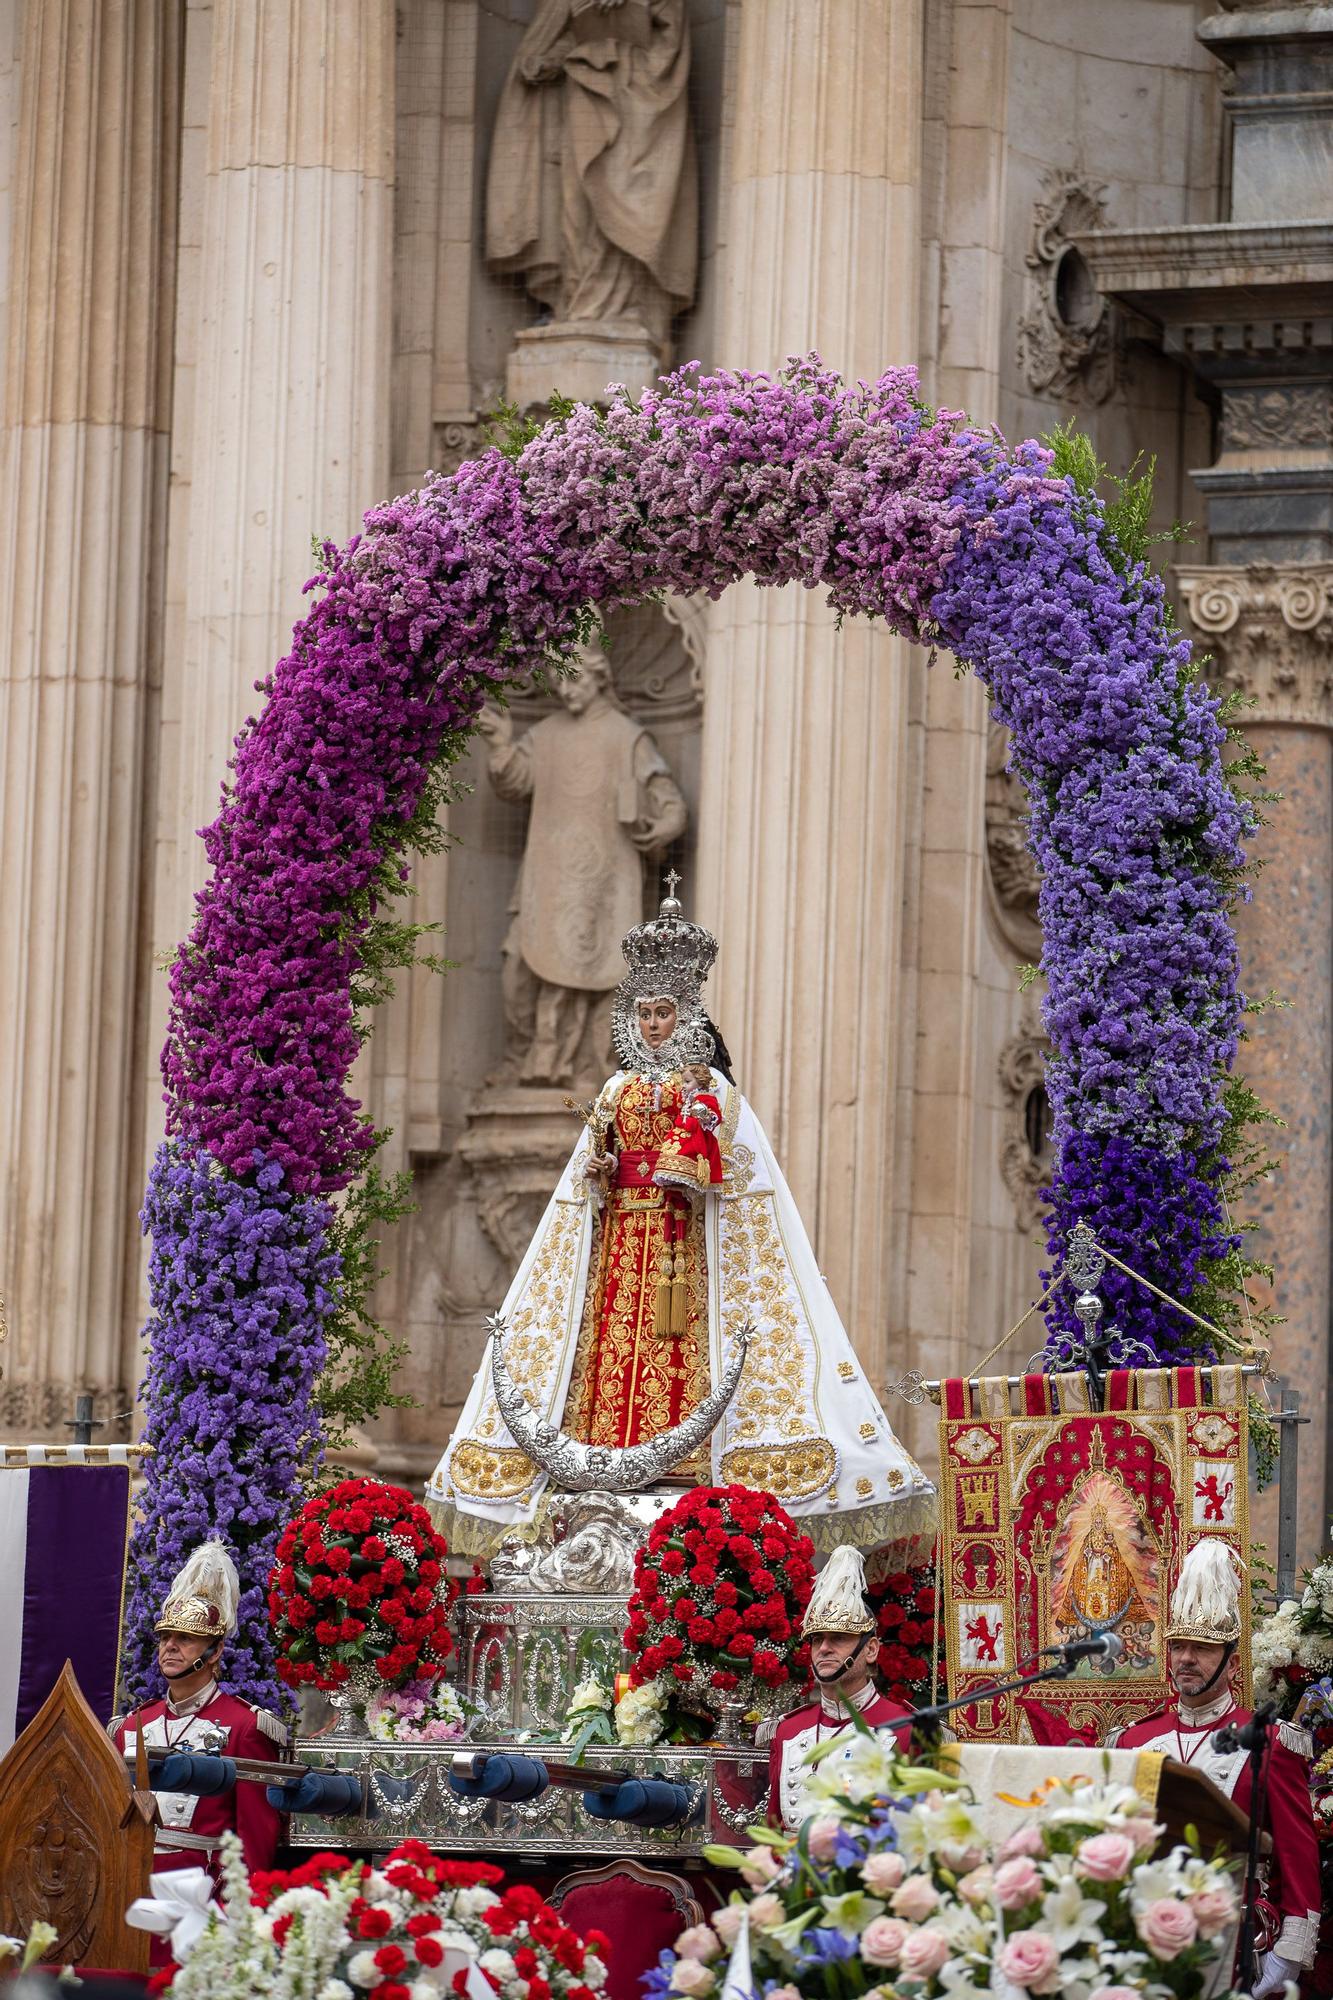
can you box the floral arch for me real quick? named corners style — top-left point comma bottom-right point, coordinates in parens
top-left (126, 359), bottom-right (1254, 1703)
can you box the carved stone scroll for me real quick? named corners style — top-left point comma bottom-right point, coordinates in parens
top-left (1017, 172), bottom-right (1119, 404)
top-left (0, 1661), bottom-right (156, 1970)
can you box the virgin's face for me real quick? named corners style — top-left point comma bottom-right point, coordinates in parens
top-left (637, 997), bottom-right (678, 1049)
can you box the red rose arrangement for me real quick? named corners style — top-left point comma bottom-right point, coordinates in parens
top-left (268, 1477), bottom-right (457, 1693)
top-left (867, 1558), bottom-right (937, 1704)
top-left (245, 1841), bottom-right (610, 2000)
top-left (623, 1484), bottom-right (814, 1719)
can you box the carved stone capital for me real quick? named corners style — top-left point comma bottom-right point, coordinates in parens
top-left (1177, 562), bottom-right (1333, 729)
top-left (0, 1380), bottom-right (131, 1440)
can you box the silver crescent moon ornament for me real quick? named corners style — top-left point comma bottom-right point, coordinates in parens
top-left (487, 1318), bottom-right (752, 1493)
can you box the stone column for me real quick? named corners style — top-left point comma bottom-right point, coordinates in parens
top-left (167, 0), bottom-right (394, 942)
top-left (696, 0), bottom-right (925, 1389)
top-left (0, 0), bottom-right (179, 1431)
top-left (1179, 563), bottom-right (1333, 1561)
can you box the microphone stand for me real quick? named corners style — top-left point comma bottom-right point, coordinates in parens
top-left (907, 1650), bottom-right (1087, 1741)
top-left (1213, 1704), bottom-right (1275, 1990)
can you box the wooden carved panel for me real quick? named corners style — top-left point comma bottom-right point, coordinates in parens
top-left (0, 1661), bottom-right (156, 1970)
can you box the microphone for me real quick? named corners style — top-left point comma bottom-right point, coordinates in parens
top-left (1045, 1631), bottom-right (1124, 1665)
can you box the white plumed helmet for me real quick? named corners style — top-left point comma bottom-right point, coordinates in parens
top-left (155, 1538), bottom-right (240, 1640)
top-left (1165, 1539), bottom-right (1243, 1645)
top-left (801, 1544), bottom-right (876, 1637)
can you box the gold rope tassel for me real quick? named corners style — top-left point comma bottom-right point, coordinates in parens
top-left (654, 1240), bottom-right (674, 1338)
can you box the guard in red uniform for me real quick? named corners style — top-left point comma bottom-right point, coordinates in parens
top-left (1106, 1541), bottom-right (1320, 1995)
top-left (767, 1544), bottom-right (913, 1830)
top-left (113, 1540), bottom-right (285, 1893)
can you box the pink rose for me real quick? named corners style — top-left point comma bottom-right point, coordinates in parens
top-left (674, 1927), bottom-right (720, 1964)
top-left (1088, 1990), bottom-right (1141, 2000)
top-left (890, 1875), bottom-right (941, 1922)
top-left (806, 1816), bottom-right (841, 1863)
top-left (993, 1856), bottom-right (1043, 1911)
top-left (860, 1918), bottom-right (910, 1968)
top-left (998, 1931), bottom-right (1061, 1994)
top-left (861, 1851), bottom-right (906, 1894)
top-left (711, 1907), bottom-right (745, 1948)
top-left (1074, 1833), bottom-right (1137, 1882)
top-left (739, 1847), bottom-right (783, 1888)
top-left (670, 1961), bottom-right (715, 1998)
top-left (997, 1822), bottom-right (1045, 1861)
top-left (957, 1865), bottom-right (994, 1906)
top-left (1119, 1816), bottom-right (1162, 1853)
top-left (747, 1895), bottom-right (784, 1931)
top-left (1137, 1897), bottom-right (1198, 1961)
top-left (899, 1929), bottom-right (951, 1982)
top-left (1189, 1884), bottom-right (1238, 1938)
top-left (766, 1989), bottom-right (801, 2000)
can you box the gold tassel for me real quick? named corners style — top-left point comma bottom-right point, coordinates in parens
top-left (654, 1243), bottom-right (674, 1338)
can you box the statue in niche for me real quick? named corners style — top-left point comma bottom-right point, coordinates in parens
top-left (476, 639), bottom-right (688, 1088)
top-left (485, 0), bottom-right (698, 356)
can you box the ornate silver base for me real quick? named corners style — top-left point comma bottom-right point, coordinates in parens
top-left (288, 1733), bottom-right (768, 1857)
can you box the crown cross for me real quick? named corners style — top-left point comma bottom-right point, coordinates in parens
top-left (665, 868), bottom-right (681, 898)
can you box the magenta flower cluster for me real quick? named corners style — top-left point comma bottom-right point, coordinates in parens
top-left (136, 357), bottom-right (1251, 1668)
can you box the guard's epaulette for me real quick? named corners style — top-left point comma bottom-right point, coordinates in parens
top-left (1277, 1718), bottom-right (1314, 1760)
top-left (242, 1700), bottom-right (290, 1747)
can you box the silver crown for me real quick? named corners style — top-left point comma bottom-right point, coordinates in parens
top-left (611, 873), bottom-right (719, 1079)
top-left (678, 1015), bottom-right (716, 1066)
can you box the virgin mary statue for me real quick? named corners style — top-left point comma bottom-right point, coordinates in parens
top-left (428, 886), bottom-right (935, 1556)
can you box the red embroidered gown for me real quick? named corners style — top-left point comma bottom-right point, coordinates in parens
top-left (563, 1073), bottom-right (711, 1452)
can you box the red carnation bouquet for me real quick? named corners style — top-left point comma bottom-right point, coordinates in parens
top-left (268, 1477), bottom-right (457, 1695)
top-left (867, 1558), bottom-right (937, 1705)
top-left (156, 1837), bottom-right (611, 2000)
top-left (623, 1484), bottom-right (814, 1725)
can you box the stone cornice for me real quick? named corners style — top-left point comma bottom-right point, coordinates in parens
top-left (1177, 561), bottom-right (1333, 728)
top-left (1075, 219), bottom-right (1333, 314)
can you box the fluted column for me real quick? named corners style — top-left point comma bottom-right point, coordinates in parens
top-left (0, 0), bottom-right (179, 1431)
top-left (697, 0), bottom-right (926, 1390)
top-left (1179, 561), bottom-right (1333, 1560)
top-left (166, 0), bottom-right (394, 943)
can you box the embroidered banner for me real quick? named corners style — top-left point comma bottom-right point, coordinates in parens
top-left (939, 1368), bottom-right (1249, 1742)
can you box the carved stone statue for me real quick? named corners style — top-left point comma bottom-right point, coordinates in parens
top-left (485, 0), bottom-right (698, 357)
top-left (476, 642), bottom-right (688, 1087)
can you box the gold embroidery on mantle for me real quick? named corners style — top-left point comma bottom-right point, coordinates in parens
top-left (719, 1191), bottom-right (809, 1442)
top-left (472, 1196), bottom-right (586, 1442)
top-left (720, 1439), bottom-right (836, 1499)
top-left (449, 1440), bottom-right (539, 1499)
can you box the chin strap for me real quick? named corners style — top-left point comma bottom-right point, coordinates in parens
top-left (162, 1640), bottom-right (222, 1684)
top-left (1177, 1639), bottom-right (1236, 1705)
top-left (812, 1632), bottom-right (872, 1685)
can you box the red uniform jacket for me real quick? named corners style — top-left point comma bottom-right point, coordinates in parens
top-left (767, 1684), bottom-right (913, 1829)
top-left (114, 1685), bottom-right (284, 1883)
top-left (1111, 1702), bottom-right (1321, 1969)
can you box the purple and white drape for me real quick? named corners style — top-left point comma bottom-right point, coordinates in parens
top-left (0, 1455), bottom-right (132, 1754)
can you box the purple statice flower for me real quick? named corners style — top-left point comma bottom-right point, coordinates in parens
top-left (123, 1141), bottom-right (338, 1710)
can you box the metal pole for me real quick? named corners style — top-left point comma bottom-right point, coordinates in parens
top-left (1275, 1385), bottom-right (1303, 1604)
top-left (64, 1393), bottom-right (101, 1446)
